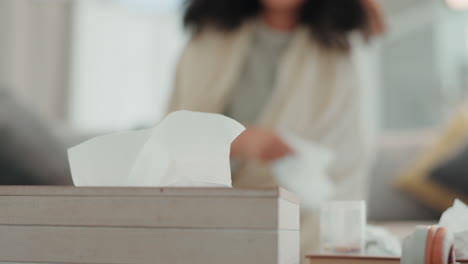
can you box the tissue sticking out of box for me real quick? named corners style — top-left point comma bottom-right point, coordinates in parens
top-left (439, 199), bottom-right (468, 259)
top-left (68, 111), bottom-right (246, 187)
top-left (272, 133), bottom-right (335, 210)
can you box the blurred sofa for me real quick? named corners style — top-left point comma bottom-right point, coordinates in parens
top-left (0, 88), bottom-right (72, 185)
top-left (368, 130), bottom-right (440, 221)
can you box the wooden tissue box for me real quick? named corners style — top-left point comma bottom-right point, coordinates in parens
top-left (0, 186), bottom-right (299, 264)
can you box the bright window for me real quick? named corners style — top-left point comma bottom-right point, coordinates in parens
top-left (69, 0), bottom-right (186, 132)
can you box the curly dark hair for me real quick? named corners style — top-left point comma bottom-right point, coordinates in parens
top-left (183, 0), bottom-right (384, 50)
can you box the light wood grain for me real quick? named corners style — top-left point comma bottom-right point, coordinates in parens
top-left (279, 226), bottom-right (300, 264)
top-left (278, 198), bottom-right (300, 230)
top-left (0, 187), bottom-right (299, 264)
top-left (0, 186), bottom-right (299, 203)
top-left (0, 226), bottom-right (297, 264)
top-left (0, 196), bottom-right (298, 230)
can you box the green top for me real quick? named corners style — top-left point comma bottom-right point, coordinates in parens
top-left (224, 22), bottom-right (292, 125)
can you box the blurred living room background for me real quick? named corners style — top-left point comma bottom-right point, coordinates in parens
top-left (1, 0), bottom-right (468, 221)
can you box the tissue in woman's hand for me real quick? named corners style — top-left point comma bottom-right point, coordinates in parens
top-left (439, 199), bottom-right (468, 259)
top-left (272, 134), bottom-right (335, 210)
top-left (68, 111), bottom-right (245, 187)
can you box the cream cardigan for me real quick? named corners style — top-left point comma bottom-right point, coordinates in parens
top-left (169, 22), bottom-right (375, 200)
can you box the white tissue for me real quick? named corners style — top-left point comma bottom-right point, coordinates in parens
top-left (272, 134), bottom-right (335, 210)
top-left (439, 199), bottom-right (468, 259)
top-left (68, 111), bottom-right (245, 187)
top-left (366, 225), bottom-right (402, 257)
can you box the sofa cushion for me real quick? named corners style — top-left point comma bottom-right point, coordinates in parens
top-left (396, 108), bottom-right (468, 212)
top-left (429, 140), bottom-right (468, 196)
top-left (368, 131), bottom-right (440, 221)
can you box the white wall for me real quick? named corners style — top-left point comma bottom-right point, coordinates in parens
top-left (379, 0), bottom-right (468, 129)
top-left (0, 1), bottom-right (9, 84)
top-left (0, 0), bottom-right (71, 121)
top-left (69, 1), bottom-right (186, 132)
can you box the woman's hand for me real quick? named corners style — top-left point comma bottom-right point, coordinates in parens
top-left (231, 127), bottom-right (293, 162)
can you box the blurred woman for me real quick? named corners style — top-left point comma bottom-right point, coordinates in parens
top-left (169, 0), bottom-right (384, 260)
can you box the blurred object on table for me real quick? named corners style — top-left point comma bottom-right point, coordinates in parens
top-left (0, 87), bottom-right (72, 185)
